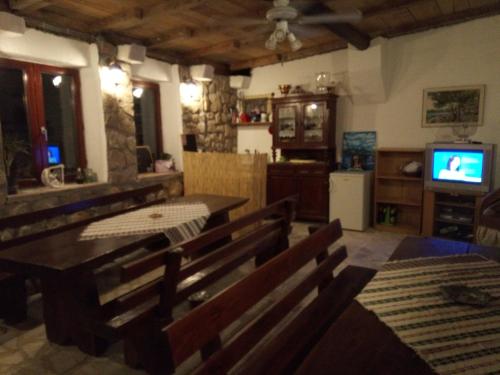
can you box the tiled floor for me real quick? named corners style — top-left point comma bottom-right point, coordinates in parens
top-left (0, 223), bottom-right (404, 375)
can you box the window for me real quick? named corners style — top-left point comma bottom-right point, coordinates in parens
top-left (0, 58), bottom-right (86, 183)
top-left (132, 80), bottom-right (163, 162)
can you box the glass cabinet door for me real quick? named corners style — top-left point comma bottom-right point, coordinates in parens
top-left (277, 105), bottom-right (297, 144)
top-left (303, 102), bottom-right (326, 143)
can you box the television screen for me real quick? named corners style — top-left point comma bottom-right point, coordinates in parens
top-left (48, 145), bottom-right (61, 164)
top-left (432, 150), bottom-right (484, 184)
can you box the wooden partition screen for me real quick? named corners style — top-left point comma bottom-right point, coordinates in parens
top-left (183, 152), bottom-right (267, 222)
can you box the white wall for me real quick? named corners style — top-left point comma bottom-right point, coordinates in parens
top-left (160, 65), bottom-right (184, 171)
top-left (0, 28), bottom-right (186, 178)
top-left (0, 28), bottom-right (90, 67)
top-left (79, 44), bottom-right (107, 181)
top-left (131, 60), bottom-right (184, 171)
top-left (238, 15), bottom-right (500, 187)
top-left (0, 29), bottom-right (110, 181)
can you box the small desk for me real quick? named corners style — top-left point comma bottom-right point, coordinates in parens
top-left (0, 194), bottom-right (247, 355)
top-left (296, 236), bottom-right (500, 375)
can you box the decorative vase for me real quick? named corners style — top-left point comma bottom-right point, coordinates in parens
top-left (278, 84), bottom-right (291, 96)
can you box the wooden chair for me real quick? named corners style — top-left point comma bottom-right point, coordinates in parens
top-left (0, 184), bottom-right (165, 324)
top-left (479, 188), bottom-right (500, 229)
top-left (477, 188), bottom-right (500, 246)
top-left (159, 219), bottom-right (376, 375)
top-left (83, 196), bottom-right (297, 370)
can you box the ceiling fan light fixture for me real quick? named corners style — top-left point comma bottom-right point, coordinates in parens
top-left (274, 20), bottom-right (288, 42)
top-left (266, 1), bottom-right (298, 22)
top-left (288, 32), bottom-right (302, 52)
top-left (265, 34), bottom-right (277, 50)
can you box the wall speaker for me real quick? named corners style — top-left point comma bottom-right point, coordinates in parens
top-left (0, 12), bottom-right (26, 37)
top-left (190, 64), bottom-right (214, 82)
top-left (230, 75), bottom-right (251, 89)
top-left (117, 43), bottom-right (146, 65)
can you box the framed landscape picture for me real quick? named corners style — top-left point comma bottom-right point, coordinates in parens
top-left (422, 85), bottom-right (485, 127)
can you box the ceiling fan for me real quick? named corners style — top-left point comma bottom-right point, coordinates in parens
top-left (238, 0), bottom-right (363, 52)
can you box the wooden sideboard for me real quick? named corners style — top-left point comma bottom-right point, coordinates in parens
top-left (267, 93), bottom-right (337, 222)
top-left (267, 162), bottom-right (329, 222)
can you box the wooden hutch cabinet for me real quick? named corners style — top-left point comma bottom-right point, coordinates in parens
top-left (267, 94), bottom-right (337, 222)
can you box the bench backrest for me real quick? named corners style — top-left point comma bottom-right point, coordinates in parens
top-left (162, 219), bottom-right (348, 374)
top-left (0, 184), bottom-right (165, 249)
top-left (95, 196), bottom-right (297, 333)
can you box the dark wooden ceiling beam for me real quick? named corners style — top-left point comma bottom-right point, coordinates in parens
top-left (379, 2), bottom-right (500, 38)
top-left (90, 0), bottom-right (210, 32)
top-left (23, 13), bottom-right (94, 42)
top-left (8, 0), bottom-right (50, 12)
top-left (147, 22), bottom-right (272, 49)
top-left (185, 40), bottom-right (241, 58)
top-left (302, 2), bottom-right (370, 50)
top-left (91, 7), bottom-right (143, 31)
top-left (146, 26), bottom-right (195, 47)
top-left (362, 0), bottom-right (425, 18)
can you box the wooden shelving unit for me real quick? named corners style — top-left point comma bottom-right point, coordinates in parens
top-left (374, 148), bottom-right (425, 235)
top-left (422, 189), bottom-right (484, 242)
top-left (231, 121), bottom-right (272, 127)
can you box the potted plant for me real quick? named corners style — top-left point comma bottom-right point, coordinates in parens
top-left (2, 134), bottom-right (29, 194)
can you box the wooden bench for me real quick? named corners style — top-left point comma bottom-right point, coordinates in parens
top-left (0, 184), bottom-right (166, 324)
top-left (84, 196), bottom-right (297, 370)
top-left (159, 219), bottom-right (376, 375)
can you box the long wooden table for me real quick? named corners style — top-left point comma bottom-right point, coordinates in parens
top-left (0, 194), bottom-right (247, 355)
top-left (296, 236), bottom-right (500, 375)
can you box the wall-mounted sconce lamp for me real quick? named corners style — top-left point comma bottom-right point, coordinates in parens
top-left (132, 87), bottom-right (144, 99)
top-left (100, 60), bottom-right (127, 94)
top-left (52, 75), bottom-right (62, 88)
top-left (180, 80), bottom-right (202, 105)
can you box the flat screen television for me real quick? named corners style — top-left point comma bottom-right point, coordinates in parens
top-left (424, 143), bottom-right (495, 193)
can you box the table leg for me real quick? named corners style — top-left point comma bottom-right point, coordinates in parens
top-left (196, 211), bottom-right (232, 257)
top-left (40, 277), bottom-right (74, 345)
top-left (0, 275), bottom-right (27, 324)
top-left (40, 272), bottom-right (109, 356)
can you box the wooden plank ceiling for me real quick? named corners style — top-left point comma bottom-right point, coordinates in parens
top-left (2, 0), bottom-right (500, 72)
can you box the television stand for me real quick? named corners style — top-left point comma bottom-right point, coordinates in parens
top-left (422, 189), bottom-right (485, 243)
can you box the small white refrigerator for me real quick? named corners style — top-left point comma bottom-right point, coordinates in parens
top-left (329, 171), bottom-right (373, 231)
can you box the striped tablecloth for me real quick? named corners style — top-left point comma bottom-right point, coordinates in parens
top-left (79, 202), bottom-right (210, 243)
top-left (357, 255), bottom-right (500, 375)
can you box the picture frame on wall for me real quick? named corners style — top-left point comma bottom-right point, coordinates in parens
top-left (422, 85), bottom-right (485, 127)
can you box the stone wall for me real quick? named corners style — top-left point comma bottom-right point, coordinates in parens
top-left (182, 75), bottom-right (238, 153)
top-left (0, 173), bottom-right (183, 242)
top-left (103, 64), bottom-right (138, 184)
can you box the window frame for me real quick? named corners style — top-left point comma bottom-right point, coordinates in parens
top-left (131, 79), bottom-right (163, 160)
top-left (0, 58), bottom-right (86, 185)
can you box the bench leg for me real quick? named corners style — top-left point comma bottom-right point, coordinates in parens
top-left (189, 292), bottom-right (222, 360)
top-left (124, 329), bottom-right (147, 369)
top-left (197, 212), bottom-right (232, 257)
top-left (40, 273), bottom-right (109, 355)
top-left (0, 275), bottom-right (27, 324)
top-left (124, 320), bottom-right (175, 375)
top-left (255, 222), bottom-right (290, 267)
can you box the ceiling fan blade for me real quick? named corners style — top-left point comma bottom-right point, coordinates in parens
top-left (224, 17), bottom-right (270, 27)
top-left (297, 10), bottom-right (362, 25)
top-left (288, 24), bottom-right (324, 39)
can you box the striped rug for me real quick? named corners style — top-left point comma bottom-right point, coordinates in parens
top-left (79, 202), bottom-right (210, 242)
top-left (357, 255), bottom-right (500, 375)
